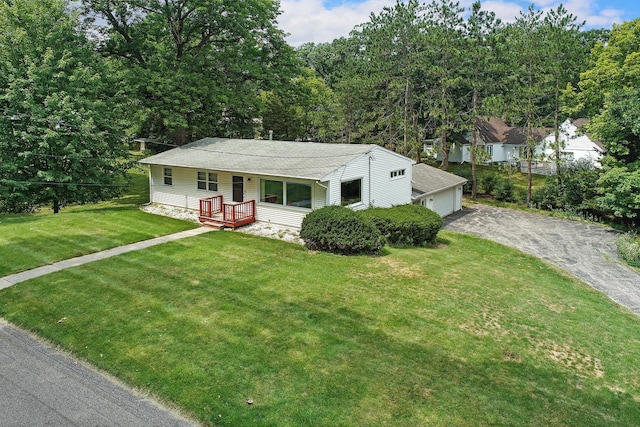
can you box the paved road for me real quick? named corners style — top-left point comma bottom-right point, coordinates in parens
top-left (0, 320), bottom-right (195, 427)
top-left (444, 204), bottom-right (640, 314)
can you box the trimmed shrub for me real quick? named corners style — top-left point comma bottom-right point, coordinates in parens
top-left (480, 173), bottom-right (498, 194)
top-left (493, 178), bottom-right (515, 202)
top-left (360, 204), bottom-right (443, 247)
top-left (300, 205), bottom-right (385, 255)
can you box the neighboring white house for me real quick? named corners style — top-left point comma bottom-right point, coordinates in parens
top-left (424, 117), bottom-right (605, 175)
top-left (411, 163), bottom-right (467, 217)
top-left (139, 137), bottom-right (417, 228)
top-left (536, 118), bottom-right (605, 169)
top-left (425, 117), bottom-right (549, 165)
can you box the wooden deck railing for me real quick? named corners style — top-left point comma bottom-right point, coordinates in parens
top-left (223, 200), bottom-right (256, 227)
top-left (199, 196), bottom-right (255, 228)
top-left (199, 195), bottom-right (222, 218)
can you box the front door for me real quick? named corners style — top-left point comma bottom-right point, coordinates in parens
top-left (232, 176), bottom-right (244, 202)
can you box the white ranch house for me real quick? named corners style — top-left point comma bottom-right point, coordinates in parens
top-left (140, 138), bottom-right (465, 228)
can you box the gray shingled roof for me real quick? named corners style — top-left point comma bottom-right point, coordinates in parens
top-left (411, 163), bottom-right (467, 197)
top-left (139, 138), bottom-right (377, 180)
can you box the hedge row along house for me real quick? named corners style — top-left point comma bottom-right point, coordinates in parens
top-left (140, 138), bottom-right (466, 228)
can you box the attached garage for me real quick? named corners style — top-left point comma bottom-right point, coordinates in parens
top-left (411, 163), bottom-right (467, 217)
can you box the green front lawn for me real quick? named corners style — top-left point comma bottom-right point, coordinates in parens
top-left (0, 166), bottom-right (196, 276)
top-left (1, 231), bottom-right (639, 426)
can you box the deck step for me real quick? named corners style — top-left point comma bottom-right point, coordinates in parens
top-left (200, 221), bottom-right (225, 229)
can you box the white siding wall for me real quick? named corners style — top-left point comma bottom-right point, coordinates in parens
top-left (368, 147), bottom-right (413, 207)
top-left (503, 145), bottom-right (521, 163)
top-left (150, 165), bottom-right (242, 210)
top-left (148, 165), bottom-right (326, 228)
top-left (323, 147), bottom-right (413, 210)
top-left (149, 165), bottom-right (201, 209)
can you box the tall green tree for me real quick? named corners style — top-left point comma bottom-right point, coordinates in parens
top-left (505, 6), bottom-right (550, 206)
top-left (463, 1), bottom-right (501, 198)
top-left (589, 89), bottom-right (640, 222)
top-left (81, 0), bottom-right (297, 144)
top-left (260, 68), bottom-right (338, 142)
top-left (423, 0), bottom-right (465, 170)
top-left (574, 19), bottom-right (640, 223)
top-left (0, 0), bottom-right (131, 214)
top-left (544, 5), bottom-right (584, 179)
top-left (359, 0), bottom-right (428, 155)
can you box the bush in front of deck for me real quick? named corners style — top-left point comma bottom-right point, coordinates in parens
top-left (300, 205), bottom-right (385, 255)
top-left (360, 204), bottom-right (443, 247)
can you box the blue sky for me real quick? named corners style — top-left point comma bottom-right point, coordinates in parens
top-left (279, 0), bottom-right (640, 46)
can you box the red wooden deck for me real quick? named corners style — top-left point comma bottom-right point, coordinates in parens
top-left (199, 196), bottom-right (256, 229)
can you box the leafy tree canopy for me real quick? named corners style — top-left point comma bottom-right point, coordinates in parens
top-left (0, 0), bottom-right (132, 213)
top-left (81, 0), bottom-right (299, 145)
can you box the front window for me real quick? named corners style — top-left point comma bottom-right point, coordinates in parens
top-left (341, 178), bottom-right (362, 206)
top-left (163, 168), bottom-right (172, 186)
top-left (197, 171), bottom-right (218, 191)
top-left (260, 179), bottom-right (312, 208)
top-left (260, 179), bottom-right (284, 205)
top-left (483, 145), bottom-right (493, 157)
top-left (286, 182), bottom-right (312, 208)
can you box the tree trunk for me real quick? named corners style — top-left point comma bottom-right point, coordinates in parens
top-left (440, 129), bottom-right (449, 170)
top-left (553, 86), bottom-right (562, 183)
top-left (413, 109), bottom-right (421, 164)
top-left (527, 155), bottom-right (533, 207)
top-left (471, 88), bottom-right (478, 199)
top-left (526, 124), bottom-right (533, 207)
top-left (173, 128), bottom-right (187, 146)
top-left (404, 78), bottom-right (410, 154)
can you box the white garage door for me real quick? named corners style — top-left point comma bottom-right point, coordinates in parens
top-left (432, 189), bottom-right (456, 217)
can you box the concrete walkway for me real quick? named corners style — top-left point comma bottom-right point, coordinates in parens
top-left (444, 204), bottom-right (640, 315)
top-left (0, 227), bottom-right (214, 290)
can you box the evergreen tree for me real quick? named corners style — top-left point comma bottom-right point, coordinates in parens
top-left (463, 1), bottom-right (502, 198)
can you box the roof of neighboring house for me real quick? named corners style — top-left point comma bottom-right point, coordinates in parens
top-left (572, 118), bottom-right (589, 128)
top-left (568, 118), bottom-right (606, 151)
top-left (475, 117), bottom-right (550, 145)
top-left (139, 137), bottom-right (412, 180)
top-left (411, 163), bottom-right (467, 198)
top-left (476, 117), bottom-right (511, 143)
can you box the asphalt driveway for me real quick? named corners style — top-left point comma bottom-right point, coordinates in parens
top-left (444, 204), bottom-right (640, 315)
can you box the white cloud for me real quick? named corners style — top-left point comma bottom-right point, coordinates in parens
top-left (279, 0), bottom-right (396, 46)
top-left (278, 0), bottom-right (625, 47)
top-left (547, 0), bottom-right (624, 28)
top-left (479, 1), bottom-right (525, 23)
